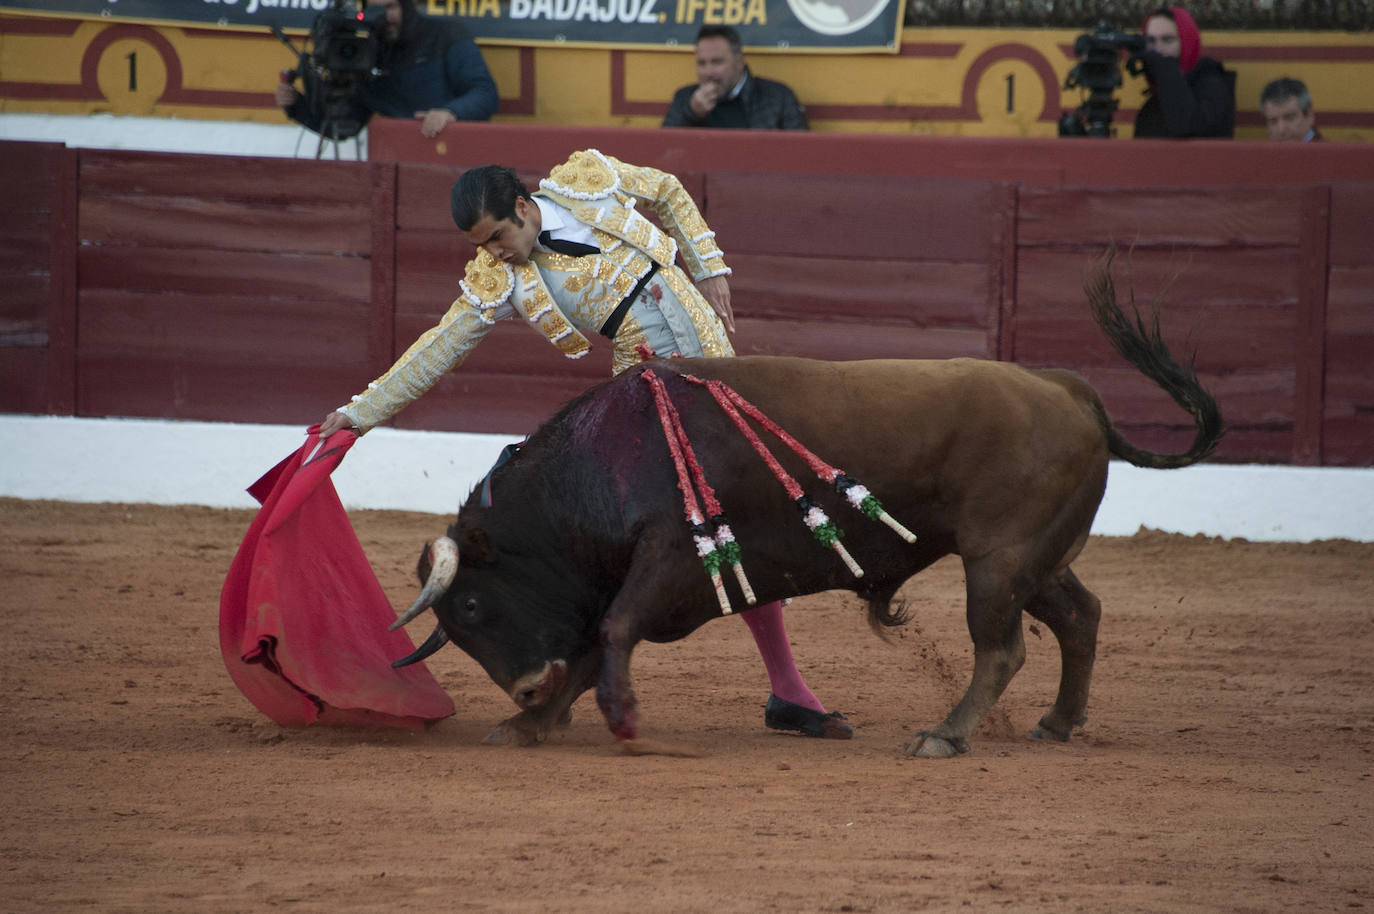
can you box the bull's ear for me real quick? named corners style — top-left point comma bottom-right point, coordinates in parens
top-left (459, 527), bottom-right (495, 565)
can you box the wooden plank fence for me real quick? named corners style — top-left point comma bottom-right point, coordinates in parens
top-left (1, 131), bottom-right (1371, 466)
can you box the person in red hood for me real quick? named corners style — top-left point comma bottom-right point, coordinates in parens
top-left (1133, 6), bottom-right (1235, 138)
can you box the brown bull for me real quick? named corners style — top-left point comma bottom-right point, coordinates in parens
top-left (392, 250), bottom-right (1224, 756)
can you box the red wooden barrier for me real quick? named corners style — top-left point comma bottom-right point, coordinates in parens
top-left (1, 131), bottom-right (1371, 466)
top-left (370, 121), bottom-right (1374, 187)
top-left (1325, 182), bottom-right (1374, 466)
top-left (367, 121), bottom-right (1374, 463)
top-left (0, 141), bottom-right (75, 416)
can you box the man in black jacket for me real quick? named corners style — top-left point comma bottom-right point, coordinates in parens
top-left (662, 26), bottom-right (808, 130)
top-left (1132, 5), bottom-right (1234, 139)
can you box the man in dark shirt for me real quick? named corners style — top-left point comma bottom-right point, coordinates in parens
top-left (1132, 5), bottom-right (1234, 139)
top-left (275, 0), bottom-right (497, 141)
top-left (662, 26), bottom-right (808, 130)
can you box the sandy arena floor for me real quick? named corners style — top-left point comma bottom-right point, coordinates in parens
top-left (1, 498), bottom-right (1370, 913)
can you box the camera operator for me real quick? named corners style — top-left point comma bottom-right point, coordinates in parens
top-left (1132, 5), bottom-right (1234, 139)
top-left (275, 0), bottom-right (497, 140)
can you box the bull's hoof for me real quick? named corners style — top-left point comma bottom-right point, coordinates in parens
top-left (482, 706), bottom-right (570, 747)
top-left (764, 695), bottom-right (854, 740)
top-left (483, 716), bottom-right (545, 747)
top-left (905, 731), bottom-right (969, 758)
top-left (1028, 712), bottom-right (1084, 742)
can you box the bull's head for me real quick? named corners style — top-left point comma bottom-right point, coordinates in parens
top-left (390, 530), bottom-right (592, 714)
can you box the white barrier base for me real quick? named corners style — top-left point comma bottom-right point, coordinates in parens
top-left (0, 415), bottom-right (503, 517)
top-left (0, 113), bottom-right (363, 159)
top-left (2, 414), bottom-right (1372, 542)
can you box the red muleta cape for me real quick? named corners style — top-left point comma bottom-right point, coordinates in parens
top-left (219, 428), bottom-right (455, 729)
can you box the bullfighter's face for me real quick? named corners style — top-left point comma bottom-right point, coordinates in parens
top-left (464, 196), bottom-right (541, 265)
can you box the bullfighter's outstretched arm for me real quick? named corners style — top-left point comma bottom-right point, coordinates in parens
top-left (340, 298), bottom-right (495, 433)
top-left (339, 253), bottom-right (516, 432)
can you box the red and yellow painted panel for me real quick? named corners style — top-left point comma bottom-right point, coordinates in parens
top-left (1, 13), bottom-right (1370, 141)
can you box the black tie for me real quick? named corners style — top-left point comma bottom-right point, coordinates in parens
top-left (538, 231), bottom-right (599, 257)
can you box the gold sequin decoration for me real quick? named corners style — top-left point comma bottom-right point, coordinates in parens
top-left (659, 267), bottom-right (734, 359)
top-left (460, 252), bottom-right (514, 322)
top-left (515, 263), bottom-right (592, 359)
top-left (562, 274), bottom-right (593, 295)
top-left (542, 149), bottom-right (618, 199)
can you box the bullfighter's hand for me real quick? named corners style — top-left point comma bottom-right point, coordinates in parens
top-left (274, 83), bottom-right (299, 109)
top-left (697, 274), bottom-right (735, 334)
top-left (318, 410), bottom-right (358, 439)
top-left (415, 108), bottom-right (456, 138)
top-left (689, 82), bottom-right (722, 119)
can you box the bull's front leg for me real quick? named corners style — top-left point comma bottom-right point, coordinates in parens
top-left (594, 587), bottom-right (703, 757)
top-left (595, 611), bottom-right (641, 742)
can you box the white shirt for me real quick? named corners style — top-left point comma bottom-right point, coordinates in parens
top-left (533, 196), bottom-right (600, 252)
top-left (726, 71), bottom-right (748, 101)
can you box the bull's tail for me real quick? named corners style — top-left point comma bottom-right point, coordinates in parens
top-left (1084, 247), bottom-right (1225, 470)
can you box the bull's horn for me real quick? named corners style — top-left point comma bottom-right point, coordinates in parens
top-left (387, 536), bottom-right (458, 631)
top-left (390, 624), bottom-right (449, 668)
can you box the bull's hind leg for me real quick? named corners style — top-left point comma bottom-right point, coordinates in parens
top-left (1023, 567), bottom-right (1101, 742)
top-left (908, 554), bottom-right (1027, 758)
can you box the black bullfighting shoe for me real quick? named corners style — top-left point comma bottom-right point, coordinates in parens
top-left (764, 694), bottom-right (853, 739)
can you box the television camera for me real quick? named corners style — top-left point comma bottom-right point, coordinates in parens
top-left (273, 0), bottom-right (387, 153)
top-left (1057, 21), bottom-right (1147, 137)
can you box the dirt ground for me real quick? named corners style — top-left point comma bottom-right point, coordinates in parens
top-left (1, 497), bottom-right (1371, 913)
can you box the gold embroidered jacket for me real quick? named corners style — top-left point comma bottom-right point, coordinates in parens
top-left (342, 148), bottom-right (730, 432)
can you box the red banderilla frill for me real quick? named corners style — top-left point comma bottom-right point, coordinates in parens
top-left (685, 375), bottom-right (918, 547)
top-left (643, 369), bottom-right (755, 615)
top-left (642, 368), bottom-right (917, 615)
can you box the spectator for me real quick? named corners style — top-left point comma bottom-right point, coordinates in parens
top-left (318, 149), bottom-right (851, 740)
top-left (1260, 77), bottom-right (1322, 142)
top-left (276, 0), bottom-right (497, 141)
top-left (662, 26), bottom-right (808, 130)
top-left (1133, 6), bottom-right (1234, 139)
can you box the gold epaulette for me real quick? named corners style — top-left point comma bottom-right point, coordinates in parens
top-left (458, 250), bottom-right (515, 323)
top-left (539, 149), bottom-right (620, 201)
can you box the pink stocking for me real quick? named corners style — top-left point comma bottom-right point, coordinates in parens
top-left (741, 600), bottom-right (825, 712)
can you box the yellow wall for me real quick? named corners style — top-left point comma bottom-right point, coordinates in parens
top-left (1, 15), bottom-right (1369, 141)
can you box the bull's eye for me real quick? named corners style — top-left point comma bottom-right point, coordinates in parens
top-left (462, 597), bottom-right (479, 621)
